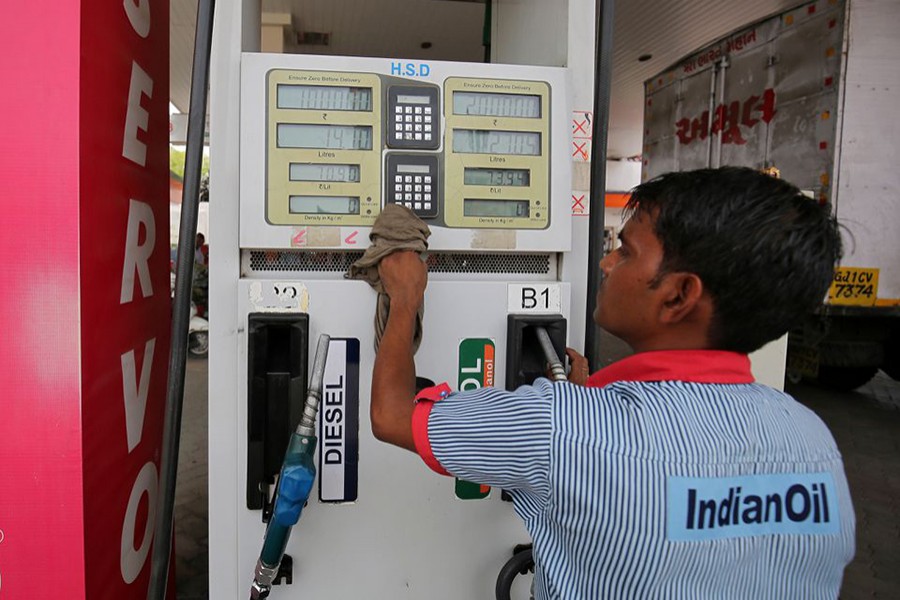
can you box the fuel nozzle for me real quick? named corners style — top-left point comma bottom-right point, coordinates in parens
top-left (250, 334), bottom-right (331, 600)
top-left (506, 314), bottom-right (568, 388)
top-left (534, 326), bottom-right (567, 382)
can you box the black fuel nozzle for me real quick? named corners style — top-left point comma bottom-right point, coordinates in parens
top-left (506, 314), bottom-right (568, 389)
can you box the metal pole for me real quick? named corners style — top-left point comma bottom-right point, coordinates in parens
top-left (585, 0), bottom-right (615, 370)
top-left (147, 0), bottom-right (215, 596)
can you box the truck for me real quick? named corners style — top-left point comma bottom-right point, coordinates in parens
top-left (641, 0), bottom-right (900, 390)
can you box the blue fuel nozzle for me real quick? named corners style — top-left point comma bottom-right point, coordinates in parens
top-left (250, 334), bottom-right (330, 599)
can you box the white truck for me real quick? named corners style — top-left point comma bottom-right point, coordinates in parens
top-left (641, 0), bottom-right (900, 390)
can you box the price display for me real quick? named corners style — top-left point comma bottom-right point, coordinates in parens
top-left (277, 85), bottom-right (373, 111)
top-left (289, 196), bottom-right (361, 215)
top-left (463, 199), bottom-right (530, 218)
top-left (277, 124), bottom-right (373, 150)
top-left (289, 163), bottom-right (361, 182)
top-left (452, 129), bottom-right (541, 156)
top-left (453, 92), bottom-right (541, 118)
top-left (464, 168), bottom-right (530, 187)
top-left (396, 94), bottom-right (430, 105)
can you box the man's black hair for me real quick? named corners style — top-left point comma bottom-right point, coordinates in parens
top-left (626, 166), bottom-right (842, 354)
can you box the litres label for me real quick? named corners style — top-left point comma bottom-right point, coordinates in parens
top-left (318, 338), bottom-right (360, 503)
top-left (828, 267), bottom-right (878, 306)
top-left (455, 338), bottom-right (495, 500)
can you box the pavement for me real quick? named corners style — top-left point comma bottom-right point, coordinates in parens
top-left (789, 370), bottom-right (900, 600)
top-left (174, 357), bottom-right (208, 600)
top-left (174, 358), bottom-right (900, 599)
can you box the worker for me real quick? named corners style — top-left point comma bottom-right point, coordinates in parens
top-left (370, 166), bottom-right (855, 598)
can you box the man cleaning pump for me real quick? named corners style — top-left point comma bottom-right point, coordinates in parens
top-left (370, 167), bottom-right (855, 599)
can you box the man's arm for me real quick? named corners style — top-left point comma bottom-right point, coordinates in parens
top-left (370, 251), bottom-right (427, 451)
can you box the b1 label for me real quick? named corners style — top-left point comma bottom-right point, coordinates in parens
top-left (508, 284), bottom-right (561, 313)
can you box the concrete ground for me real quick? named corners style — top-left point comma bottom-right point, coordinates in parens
top-left (174, 357), bottom-right (900, 599)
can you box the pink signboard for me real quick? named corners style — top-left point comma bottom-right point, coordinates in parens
top-left (0, 1), bottom-right (172, 598)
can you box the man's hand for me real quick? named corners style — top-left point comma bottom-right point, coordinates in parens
top-left (378, 251), bottom-right (427, 310)
top-left (371, 250), bottom-right (428, 452)
top-left (565, 348), bottom-right (591, 386)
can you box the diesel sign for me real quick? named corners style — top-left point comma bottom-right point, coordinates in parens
top-left (318, 338), bottom-right (360, 503)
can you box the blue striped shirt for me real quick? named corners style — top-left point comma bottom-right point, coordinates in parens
top-left (415, 351), bottom-right (855, 599)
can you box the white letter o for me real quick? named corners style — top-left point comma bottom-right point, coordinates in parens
top-left (121, 461), bottom-right (158, 583)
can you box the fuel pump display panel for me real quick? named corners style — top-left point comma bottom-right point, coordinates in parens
top-left (276, 124), bottom-right (374, 150)
top-left (452, 91), bottom-right (542, 118)
top-left (452, 129), bottom-right (542, 155)
top-left (266, 70), bottom-right (382, 227)
top-left (444, 77), bottom-right (551, 230)
top-left (289, 163), bottom-right (361, 183)
top-left (276, 84), bottom-right (373, 111)
top-left (241, 54), bottom-right (571, 251)
top-left (464, 167), bottom-right (530, 186)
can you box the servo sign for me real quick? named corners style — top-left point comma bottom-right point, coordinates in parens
top-left (318, 338), bottom-right (360, 503)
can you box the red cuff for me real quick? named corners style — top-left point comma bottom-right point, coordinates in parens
top-left (411, 383), bottom-right (452, 476)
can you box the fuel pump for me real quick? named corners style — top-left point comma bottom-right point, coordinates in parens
top-left (210, 43), bottom-right (585, 598)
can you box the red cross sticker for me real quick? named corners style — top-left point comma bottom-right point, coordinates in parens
top-left (572, 194), bottom-right (587, 215)
top-left (572, 111), bottom-right (593, 139)
top-left (573, 140), bottom-right (590, 161)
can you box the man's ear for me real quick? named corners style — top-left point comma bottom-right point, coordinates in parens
top-left (659, 272), bottom-right (706, 324)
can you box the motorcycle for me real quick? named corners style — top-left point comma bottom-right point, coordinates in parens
top-left (188, 301), bottom-right (209, 358)
top-left (171, 251), bottom-right (210, 358)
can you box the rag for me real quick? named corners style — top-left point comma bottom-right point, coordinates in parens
top-left (346, 204), bottom-right (431, 352)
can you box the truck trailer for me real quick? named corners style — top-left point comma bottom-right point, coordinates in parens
top-left (641, 0), bottom-right (900, 390)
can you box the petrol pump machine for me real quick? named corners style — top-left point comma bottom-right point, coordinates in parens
top-left (215, 52), bottom-right (579, 599)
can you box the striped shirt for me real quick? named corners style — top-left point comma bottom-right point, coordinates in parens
top-left (412, 350), bottom-right (855, 599)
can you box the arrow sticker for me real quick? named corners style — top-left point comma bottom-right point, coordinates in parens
top-left (291, 227), bottom-right (308, 247)
top-left (344, 230), bottom-right (359, 245)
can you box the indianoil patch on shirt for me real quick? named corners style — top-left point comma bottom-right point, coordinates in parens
top-left (667, 472), bottom-right (840, 541)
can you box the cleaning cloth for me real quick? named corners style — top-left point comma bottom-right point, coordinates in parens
top-left (346, 204), bottom-right (431, 352)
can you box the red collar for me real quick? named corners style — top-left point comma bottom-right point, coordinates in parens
top-left (586, 350), bottom-right (754, 387)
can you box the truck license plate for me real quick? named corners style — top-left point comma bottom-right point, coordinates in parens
top-left (827, 267), bottom-right (879, 306)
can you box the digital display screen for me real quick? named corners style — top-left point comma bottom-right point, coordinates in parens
top-left (289, 196), bottom-right (361, 215)
top-left (453, 91), bottom-right (541, 118)
top-left (452, 129), bottom-right (541, 156)
top-left (396, 94), bottom-right (430, 105)
top-left (463, 199), bottom-right (530, 218)
top-left (289, 163), bottom-right (361, 182)
top-left (397, 164), bottom-right (431, 174)
top-left (277, 124), bottom-right (373, 150)
top-left (277, 85), bottom-right (373, 111)
top-left (464, 168), bottom-right (530, 187)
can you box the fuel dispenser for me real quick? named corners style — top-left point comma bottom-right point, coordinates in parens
top-left (211, 51), bottom-right (585, 599)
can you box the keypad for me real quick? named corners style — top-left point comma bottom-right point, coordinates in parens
top-left (386, 154), bottom-right (439, 219)
top-left (393, 173), bottom-right (434, 212)
top-left (388, 87), bottom-right (439, 149)
top-left (394, 107), bottom-right (434, 143)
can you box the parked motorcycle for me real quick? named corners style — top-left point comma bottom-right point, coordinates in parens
top-left (171, 251), bottom-right (210, 358)
top-left (188, 301), bottom-right (209, 358)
